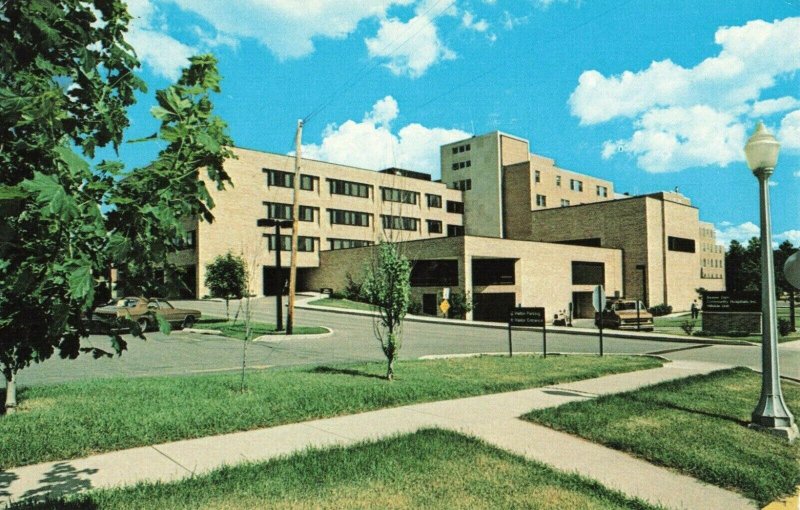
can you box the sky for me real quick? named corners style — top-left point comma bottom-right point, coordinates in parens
top-left (113, 0), bottom-right (799, 247)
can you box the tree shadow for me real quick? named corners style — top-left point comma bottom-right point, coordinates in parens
top-left (310, 366), bottom-right (387, 381)
top-left (19, 462), bottom-right (98, 504)
top-left (629, 394), bottom-right (750, 427)
top-left (1, 469), bottom-right (18, 500)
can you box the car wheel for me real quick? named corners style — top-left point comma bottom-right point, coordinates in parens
top-left (182, 315), bottom-right (196, 329)
top-left (137, 317), bottom-right (150, 333)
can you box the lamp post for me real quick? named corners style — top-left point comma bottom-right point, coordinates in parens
top-left (257, 218), bottom-right (293, 332)
top-left (744, 121), bottom-right (798, 441)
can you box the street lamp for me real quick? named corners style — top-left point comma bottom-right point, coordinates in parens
top-left (257, 218), bottom-right (293, 332)
top-left (744, 121), bottom-right (798, 441)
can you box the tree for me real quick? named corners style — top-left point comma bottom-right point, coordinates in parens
top-left (775, 240), bottom-right (797, 332)
top-left (362, 242), bottom-right (411, 381)
top-left (0, 1), bottom-right (233, 414)
top-left (725, 238), bottom-right (760, 293)
top-left (205, 253), bottom-right (247, 320)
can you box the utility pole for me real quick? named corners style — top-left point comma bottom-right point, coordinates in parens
top-left (286, 119), bottom-right (303, 335)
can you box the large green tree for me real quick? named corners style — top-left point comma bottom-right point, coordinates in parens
top-left (0, 1), bottom-right (233, 414)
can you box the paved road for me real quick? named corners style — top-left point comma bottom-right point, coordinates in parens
top-left (15, 297), bottom-right (799, 387)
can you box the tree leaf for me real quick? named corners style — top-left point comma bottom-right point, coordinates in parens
top-left (67, 264), bottom-right (93, 301)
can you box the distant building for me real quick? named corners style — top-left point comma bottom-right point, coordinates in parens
top-left (170, 130), bottom-right (725, 322)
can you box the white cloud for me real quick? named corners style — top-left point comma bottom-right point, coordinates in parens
top-left (502, 11), bottom-right (528, 30)
top-left (365, 15), bottom-right (455, 78)
top-left (751, 96), bottom-right (800, 117)
top-left (715, 221), bottom-right (760, 247)
top-left (777, 230), bottom-right (800, 245)
top-left (169, 0), bottom-right (413, 60)
top-left (778, 110), bottom-right (800, 150)
top-left (602, 105), bottom-right (746, 173)
top-left (462, 12), bottom-right (489, 32)
top-left (301, 96), bottom-right (470, 176)
top-left (793, 170), bottom-right (800, 177)
top-left (571, 17), bottom-right (800, 172)
top-left (126, 0), bottom-right (195, 79)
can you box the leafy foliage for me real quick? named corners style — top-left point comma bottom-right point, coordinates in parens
top-left (448, 291), bottom-right (474, 320)
top-left (647, 303), bottom-right (673, 316)
top-left (362, 243), bottom-right (411, 381)
top-left (205, 252), bottom-right (247, 320)
top-left (0, 1), bottom-right (233, 411)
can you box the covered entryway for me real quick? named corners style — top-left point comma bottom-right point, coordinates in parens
top-left (474, 293), bottom-right (516, 322)
top-left (263, 267), bottom-right (289, 296)
top-left (572, 291), bottom-right (594, 318)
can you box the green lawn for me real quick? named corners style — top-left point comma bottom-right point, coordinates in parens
top-left (15, 430), bottom-right (662, 510)
top-left (525, 368), bottom-right (800, 506)
top-left (653, 308), bottom-right (800, 343)
top-left (307, 297), bottom-right (377, 311)
top-left (0, 355), bottom-right (661, 469)
top-left (194, 318), bottom-right (328, 339)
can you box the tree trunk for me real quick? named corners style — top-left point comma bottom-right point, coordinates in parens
top-left (790, 291), bottom-right (797, 332)
top-left (386, 357), bottom-right (394, 381)
top-left (4, 371), bottom-right (16, 415)
top-left (225, 299), bottom-right (230, 321)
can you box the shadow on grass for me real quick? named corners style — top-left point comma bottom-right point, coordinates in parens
top-left (310, 366), bottom-right (387, 381)
top-left (630, 394), bottom-right (750, 427)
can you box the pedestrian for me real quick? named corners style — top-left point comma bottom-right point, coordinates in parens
top-left (690, 300), bottom-right (699, 319)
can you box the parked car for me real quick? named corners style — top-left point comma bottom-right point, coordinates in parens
top-left (91, 297), bottom-right (201, 332)
top-left (595, 298), bottom-right (653, 331)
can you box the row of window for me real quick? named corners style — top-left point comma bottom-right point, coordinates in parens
top-left (452, 179), bottom-right (471, 191)
top-left (451, 160), bottom-right (472, 171)
top-left (702, 258), bottom-right (723, 268)
top-left (535, 195), bottom-right (574, 208)
top-left (265, 203), bottom-right (465, 229)
top-left (451, 143), bottom-right (471, 154)
top-left (266, 225), bottom-right (467, 254)
top-left (532, 171), bottom-right (608, 197)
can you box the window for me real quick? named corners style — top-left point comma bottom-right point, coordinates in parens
top-left (556, 175), bottom-right (561, 187)
top-left (452, 179), bottom-right (471, 191)
top-left (176, 230), bottom-right (196, 249)
top-left (267, 235), bottom-right (316, 252)
top-left (560, 199), bottom-right (570, 207)
top-left (265, 203), bottom-right (317, 222)
top-left (572, 261), bottom-right (605, 285)
top-left (452, 160), bottom-right (471, 170)
top-left (452, 162), bottom-right (459, 170)
top-left (427, 219), bottom-right (442, 234)
top-left (264, 169), bottom-right (316, 190)
top-left (328, 178), bottom-right (371, 198)
top-left (536, 194), bottom-right (547, 207)
top-left (328, 209), bottom-right (371, 227)
top-left (668, 236), bottom-right (696, 253)
top-left (534, 170), bottom-right (541, 183)
top-left (570, 179), bottom-right (583, 192)
top-left (381, 187), bottom-right (419, 205)
top-left (452, 147), bottom-right (458, 155)
top-left (382, 215), bottom-right (418, 231)
top-left (411, 260), bottom-right (458, 287)
top-left (597, 185), bottom-right (608, 197)
top-left (328, 239), bottom-right (373, 250)
top-left (473, 259), bottom-right (515, 286)
top-left (447, 224), bottom-right (464, 237)
top-left (446, 200), bottom-right (464, 214)
top-left (426, 194), bottom-right (442, 208)
top-left (299, 205), bottom-right (316, 222)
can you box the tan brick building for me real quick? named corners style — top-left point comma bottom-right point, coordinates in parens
top-left (170, 129), bottom-right (725, 321)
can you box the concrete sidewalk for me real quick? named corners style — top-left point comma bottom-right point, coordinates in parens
top-left (0, 360), bottom-right (755, 510)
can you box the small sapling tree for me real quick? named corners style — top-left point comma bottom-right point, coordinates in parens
top-left (362, 242), bottom-right (411, 381)
top-left (205, 252), bottom-right (247, 321)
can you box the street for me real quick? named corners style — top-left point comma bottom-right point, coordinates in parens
top-left (15, 297), bottom-right (799, 387)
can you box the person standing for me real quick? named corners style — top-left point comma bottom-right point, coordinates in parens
top-left (690, 300), bottom-right (699, 319)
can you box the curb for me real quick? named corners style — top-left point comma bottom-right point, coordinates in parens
top-left (253, 327), bottom-right (334, 342)
top-left (295, 302), bottom-right (755, 347)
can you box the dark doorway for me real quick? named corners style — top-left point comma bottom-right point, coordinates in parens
top-left (263, 267), bottom-right (289, 296)
top-left (422, 293), bottom-right (437, 315)
top-left (473, 293), bottom-right (516, 322)
top-left (572, 291), bottom-right (594, 318)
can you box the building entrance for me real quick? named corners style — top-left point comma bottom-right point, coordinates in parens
top-left (572, 291), bottom-right (594, 318)
top-left (473, 293), bottom-right (516, 322)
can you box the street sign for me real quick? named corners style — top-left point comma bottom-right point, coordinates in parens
top-left (786, 252), bottom-right (800, 289)
top-left (509, 307), bottom-right (545, 327)
top-left (439, 299), bottom-right (450, 315)
top-left (442, 287), bottom-right (451, 300)
top-left (592, 285), bottom-right (606, 312)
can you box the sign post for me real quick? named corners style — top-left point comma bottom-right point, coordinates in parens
top-left (592, 285), bottom-right (606, 357)
top-left (508, 307), bottom-right (546, 357)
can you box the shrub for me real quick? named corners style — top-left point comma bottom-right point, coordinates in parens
top-left (648, 303), bottom-right (673, 316)
top-left (344, 273), bottom-right (364, 301)
top-left (778, 318), bottom-right (792, 337)
top-left (680, 320), bottom-right (696, 335)
top-left (692, 330), bottom-right (713, 337)
top-left (449, 292), bottom-right (474, 320)
top-left (408, 300), bottom-right (422, 315)
top-left (330, 291), bottom-right (346, 300)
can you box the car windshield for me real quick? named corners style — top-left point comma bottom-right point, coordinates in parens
top-left (116, 298), bottom-right (139, 308)
top-left (161, 300), bottom-right (175, 309)
top-left (615, 302), bottom-right (637, 310)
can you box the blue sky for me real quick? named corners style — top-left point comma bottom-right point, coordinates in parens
top-left (116, 0), bottom-right (799, 246)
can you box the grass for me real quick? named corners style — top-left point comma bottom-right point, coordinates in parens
top-left (307, 297), bottom-right (377, 312)
top-left (194, 318), bottom-right (328, 339)
top-left (0, 355), bottom-right (661, 470)
top-left (525, 368), bottom-right (800, 506)
top-left (653, 307), bottom-right (800, 343)
top-left (15, 430), bottom-right (662, 510)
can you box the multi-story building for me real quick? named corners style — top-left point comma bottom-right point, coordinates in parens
top-left (171, 130), bottom-right (726, 321)
top-left (177, 147), bottom-right (465, 298)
